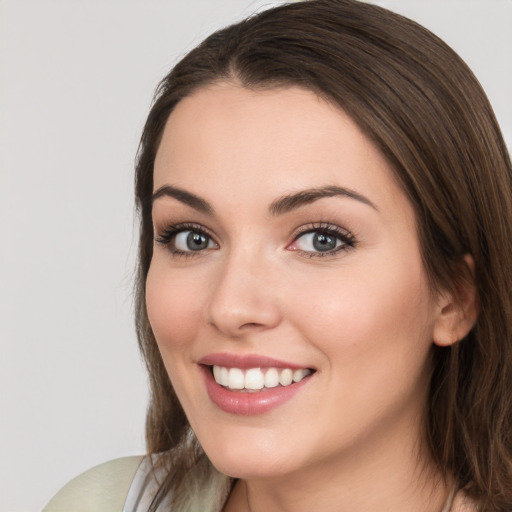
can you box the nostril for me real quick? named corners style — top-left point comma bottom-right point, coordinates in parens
top-left (240, 322), bottom-right (262, 329)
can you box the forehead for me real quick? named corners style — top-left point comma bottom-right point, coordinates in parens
top-left (153, 83), bottom-right (411, 221)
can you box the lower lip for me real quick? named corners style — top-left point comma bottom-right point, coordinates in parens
top-left (200, 366), bottom-right (312, 415)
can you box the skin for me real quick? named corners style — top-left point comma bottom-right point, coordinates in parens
top-left (146, 83), bottom-right (474, 512)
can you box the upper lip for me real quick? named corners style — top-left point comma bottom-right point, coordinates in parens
top-left (198, 352), bottom-right (313, 370)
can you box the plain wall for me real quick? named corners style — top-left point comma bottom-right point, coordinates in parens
top-left (0, 1), bottom-right (510, 510)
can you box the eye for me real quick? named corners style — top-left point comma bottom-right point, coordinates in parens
top-left (288, 224), bottom-right (356, 257)
top-left (296, 231), bottom-right (340, 251)
top-left (174, 230), bottom-right (215, 252)
top-left (155, 223), bottom-right (218, 256)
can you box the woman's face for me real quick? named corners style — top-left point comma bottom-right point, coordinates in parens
top-left (146, 83), bottom-right (444, 480)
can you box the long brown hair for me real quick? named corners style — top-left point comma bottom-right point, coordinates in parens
top-left (134, 1), bottom-right (512, 510)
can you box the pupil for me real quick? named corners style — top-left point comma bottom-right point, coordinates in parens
top-left (313, 232), bottom-right (336, 251)
top-left (187, 232), bottom-right (208, 251)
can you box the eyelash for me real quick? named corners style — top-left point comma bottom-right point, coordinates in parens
top-left (289, 222), bottom-right (357, 258)
top-left (155, 223), bottom-right (216, 258)
top-left (154, 221), bottom-right (357, 258)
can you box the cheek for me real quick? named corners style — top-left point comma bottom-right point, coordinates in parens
top-left (145, 260), bottom-right (203, 354)
top-left (288, 256), bottom-right (436, 372)
top-left (284, 262), bottom-right (437, 446)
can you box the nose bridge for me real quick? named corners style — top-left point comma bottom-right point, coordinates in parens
top-left (205, 242), bottom-right (281, 336)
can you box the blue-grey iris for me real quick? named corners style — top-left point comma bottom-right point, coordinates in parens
top-left (187, 232), bottom-right (209, 251)
top-left (313, 232), bottom-right (337, 251)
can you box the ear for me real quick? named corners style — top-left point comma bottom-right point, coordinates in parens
top-left (432, 255), bottom-right (479, 347)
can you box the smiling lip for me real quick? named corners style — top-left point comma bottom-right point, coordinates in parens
top-left (198, 353), bottom-right (314, 415)
top-left (198, 353), bottom-right (310, 370)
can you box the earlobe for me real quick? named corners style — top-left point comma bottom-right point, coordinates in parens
top-left (432, 255), bottom-right (479, 347)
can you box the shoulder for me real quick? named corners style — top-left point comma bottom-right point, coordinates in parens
top-left (43, 456), bottom-right (143, 512)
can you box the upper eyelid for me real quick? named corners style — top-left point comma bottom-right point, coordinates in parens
top-left (154, 221), bottom-right (351, 235)
top-left (155, 222), bottom-right (213, 237)
top-left (291, 222), bottom-right (355, 239)
top-left (294, 224), bottom-right (348, 234)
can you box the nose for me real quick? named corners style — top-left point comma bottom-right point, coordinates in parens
top-left (205, 249), bottom-right (282, 338)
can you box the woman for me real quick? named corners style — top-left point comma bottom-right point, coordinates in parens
top-left (44, 0), bottom-right (512, 511)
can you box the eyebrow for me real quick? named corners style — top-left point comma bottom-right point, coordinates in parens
top-left (151, 184), bottom-right (377, 216)
top-left (152, 185), bottom-right (213, 215)
top-left (269, 185), bottom-right (378, 215)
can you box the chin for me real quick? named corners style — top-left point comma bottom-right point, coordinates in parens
top-left (209, 456), bottom-right (292, 481)
top-left (198, 431), bottom-right (300, 480)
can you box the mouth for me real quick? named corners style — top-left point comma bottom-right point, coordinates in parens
top-left (209, 365), bottom-right (313, 392)
top-left (198, 353), bottom-right (316, 415)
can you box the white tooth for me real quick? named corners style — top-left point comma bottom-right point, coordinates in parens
top-left (219, 366), bottom-right (229, 386)
top-left (264, 368), bottom-right (280, 388)
top-left (245, 368), bottom-right (264, 390)
top-left (213, 365), bottom-right (221, 383)
top-left (279, 368), bottom-right (293, 386)
top-left (293, 368), bottom-right (310, 382)
top-left (228, 368), bottom-right (245, 389)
